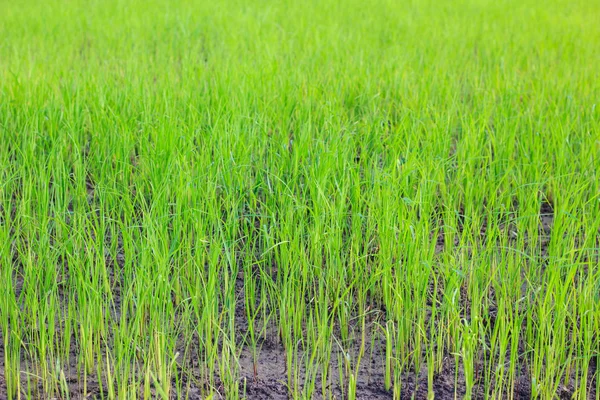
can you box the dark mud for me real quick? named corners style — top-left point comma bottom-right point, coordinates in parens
top-left (235, 331), bottom-right (392, 400)
top-left (0, 333), bottom-right (6, 400)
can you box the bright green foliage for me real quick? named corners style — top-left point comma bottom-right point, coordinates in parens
top-left (1, 0), bottom-right (599, 398)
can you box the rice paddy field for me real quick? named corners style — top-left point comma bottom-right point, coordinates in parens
top-left (1, 0), bottom-right (600, 399)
